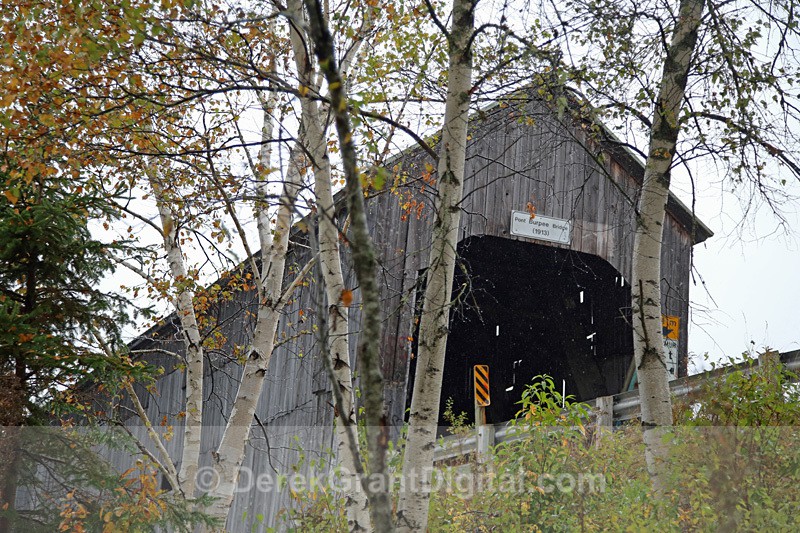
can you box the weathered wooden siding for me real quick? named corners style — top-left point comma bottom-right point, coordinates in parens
top-left (374, 93), bottom-right (706, 396)
top-left (115, 91), bottom-right (709, 531)
top-left (119, 243), bottom-right (341, 532)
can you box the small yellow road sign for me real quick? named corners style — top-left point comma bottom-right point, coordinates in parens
top-left (662, 315), bottom-right (680, 379)
top-left (474, 364), bottom-right (490, 407)
top-left (662, 315), bottom-right (680, 340)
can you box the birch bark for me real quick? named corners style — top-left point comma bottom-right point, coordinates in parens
top-left (396, 1), bottom-right (474, 530)
top-left (302, 0), bottom-right (394, 529)
top-left (147, 175), bottom-right (206, 498)
top-left (255, 92), bottom-right (276, 258)
top-left (632, 0), bottom-right (704, 492)
top-left (202, 129), bottom-right (304, 525)
top-left (286, 0), bottom-right (373, 528)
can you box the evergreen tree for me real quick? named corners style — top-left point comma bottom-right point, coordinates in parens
top-left (0, 174), bottom-right (127, 421)
top-left (0, 169), bottom-right (130, 531)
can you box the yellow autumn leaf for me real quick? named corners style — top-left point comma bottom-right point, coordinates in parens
top-left (3, 189), bottom-right (18, 204)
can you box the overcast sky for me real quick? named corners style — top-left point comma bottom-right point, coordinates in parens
top-left (671, 169), bottom-right (800, 372)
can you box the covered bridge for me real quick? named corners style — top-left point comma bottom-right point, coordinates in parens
top-left (122, 89), bottom-right (712, 529)
top-left (365, 90), bottom-right (711, 426)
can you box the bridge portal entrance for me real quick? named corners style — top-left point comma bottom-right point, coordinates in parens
top-left (407, 235), bottom-right (633, 428)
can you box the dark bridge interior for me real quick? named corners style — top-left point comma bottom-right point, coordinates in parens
top-left (407, 235), bottom-right (633, 428)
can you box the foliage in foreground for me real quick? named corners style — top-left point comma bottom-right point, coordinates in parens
top-left (0, 173), bottom-right (212, 531)
top-left (4, 425), bottom-right (217, 533)
top-left (285, 358), bottom-right (800, 531)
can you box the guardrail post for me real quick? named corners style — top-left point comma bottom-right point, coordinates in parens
top-left (473, 365), bottom-right (494, 463)
top-left (475, 403), bottom-right (495, 462)
top-left (594, 395), bottom-right (613, 447)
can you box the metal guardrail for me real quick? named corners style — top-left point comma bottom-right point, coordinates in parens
top-left (433, 350), bottom-right (800, 462)
top-left (613, 349), bottom-right (800, 421)
top-left (434, 422), bottom-right (530, 463)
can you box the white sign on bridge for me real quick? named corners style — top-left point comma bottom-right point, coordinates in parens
top-left (663, 315), bottom-right (680, 380)
top-left (510, 211), bottom-right (572, 245)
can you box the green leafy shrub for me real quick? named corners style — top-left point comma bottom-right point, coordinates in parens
top-left (285, 361), bottom-right (800, 532)
top-left (430, 364), bottom-right (800, 532)
top-left (668, 353), bottom-right (800, 531)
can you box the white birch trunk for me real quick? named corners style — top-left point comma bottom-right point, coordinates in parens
top-left (396, 0), bottom-right (474, 530)
top-left (203, 136), bottom-right (304, 525)
top-left (308, 109), bottom-right (370, 531)
top-left (302, 0), bottom-right (393, 522)
top-left (255, 93), bottom-right (276, 256)
top-left (147, 175), bottom-right (206, 498)
top-left (286, 0), bottom-right (371, 528)
top-left (632, 0), bottom-right (704, 493)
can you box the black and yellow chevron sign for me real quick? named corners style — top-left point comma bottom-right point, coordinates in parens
top-left (474, 364), bottom-right (490, 407)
